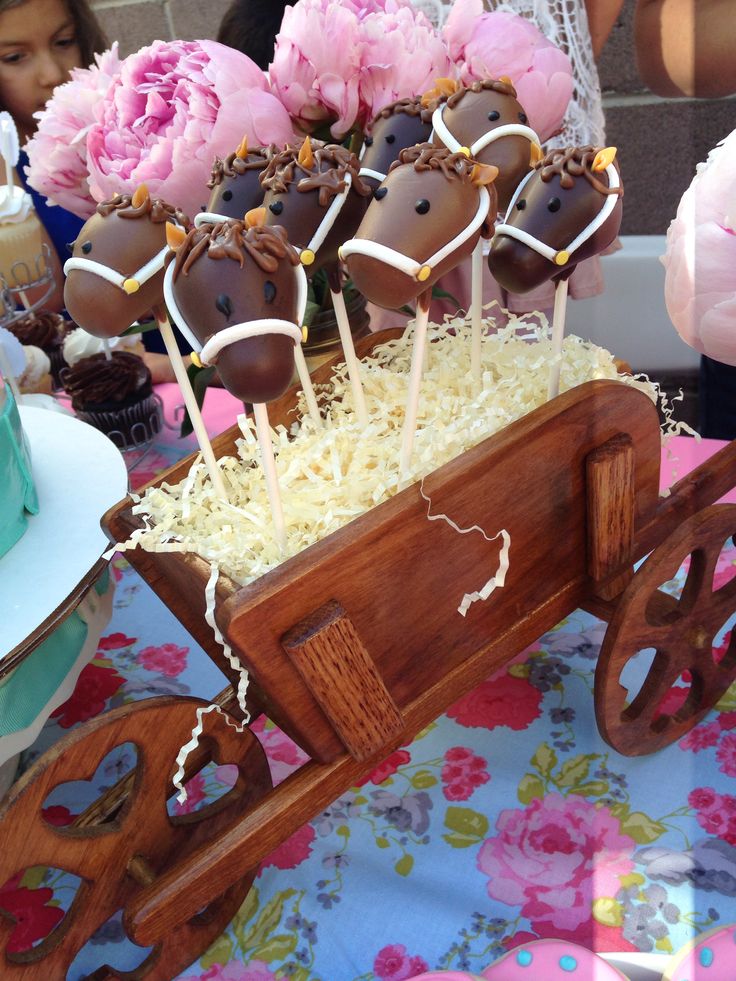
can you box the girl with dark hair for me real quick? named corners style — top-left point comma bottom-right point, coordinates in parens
top-left (0, 0), bottom-right (107, 308)
top-left (216, 0), bottom-right (289, 68)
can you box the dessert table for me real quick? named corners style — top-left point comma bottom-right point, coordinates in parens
top-left (3, 384), bottom-right (735, 981)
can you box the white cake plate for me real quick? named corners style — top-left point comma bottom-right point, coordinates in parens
top-left (0, 405), bottom-right (128, 665)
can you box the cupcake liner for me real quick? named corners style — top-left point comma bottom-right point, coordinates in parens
top-left (75, 393), bottom-right (163, 451)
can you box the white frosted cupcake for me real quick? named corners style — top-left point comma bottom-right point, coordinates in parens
top-left (62, 327), bottom-right (146, 369)
top-left (18, 344), bottom-right (52, 395)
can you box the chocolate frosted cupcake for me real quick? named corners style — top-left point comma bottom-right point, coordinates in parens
top-left (8, 309), bottom-right (65, 386)
top-left (62, 350), bottom-right (161, 449)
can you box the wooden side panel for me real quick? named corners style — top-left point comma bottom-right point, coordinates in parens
top-left (586, 434), bottom-right (636, 600)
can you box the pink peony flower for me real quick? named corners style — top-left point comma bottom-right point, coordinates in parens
top-left (250, 716), bottom-right (309, 786)
top-left (443, 0), bottom-right (573, 142)
top-left (260, 822), bottom-right (315, 870)
top-left (663, 127), bottom-right (736, 367)
top-left (172, 772), bottom-right (206, 816)
top-left (477, 793), bottom-right (635, 935)
top-left (86, 39), bottom-right (294, 218)
top-left (717, 732), bottom-right (736, 776)
top-left (270, 0), bottom-right (451, 138)
top-left (679, 720), bottom-right (722, 753)
top-left (447, 672), bottom-right (542, 730)
top-left (138, 642), bottom-right (188, 677)
top-left (358, 748), bottom-right (411, 786)
top-left (25, 44), bottom-right (122, 218)
top-left (180, 962), bottom-right (277, 981)
top-left (373, 943), bottom-right (429, 980)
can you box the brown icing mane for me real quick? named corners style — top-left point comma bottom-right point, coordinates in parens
top-left (208, 145), bottom-right (276, 189)
top-left (537, 146), bottom-right (623, 196)
top-left (367, 97), bottom-right (435, 132)
top-left (260, 140), bottom-right (372, 207)
top-left (446, 78), bottom-right (518, 109)
top-left (390, 143), bottom-right (477, 182)
top-left (173, 221), bottom-right (299, 279)
top-left (96, 193), bottom-right (190, 227)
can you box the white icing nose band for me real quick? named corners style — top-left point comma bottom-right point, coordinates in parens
top-left (64, 242), bottom-right (172, 292)
top-left (341, 185), bottom-right (490, 281)
top-left (358, 167), bottom-right (387, 183)
top-left (195, 211), bottom-right (229, 227)
top-left (304, 172), bottom-right (353, 259)
top-left (494, 162), bottom-right (620, 265)
top-left (163, 255), bottom-right (307, 363)
top-left (432, 102), bottom-right (540, 160)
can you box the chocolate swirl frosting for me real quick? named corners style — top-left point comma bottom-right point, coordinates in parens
top-left (537, 146), bottom-right (624, 196)
top-left (97, 193), bottom-right (190, 228)
top-left (446, 78), bottom-right (518, 109)
top-left (63, 351), bottom-right (151, 409)
top-left (9, 310), bottom-right (63, 349)
top-left (173, 221), bottom-right (300, 278)
top-left (260, 140), bottom-right (372, 207)
top-left (208, 145), bottom-right (276, 189)
top-left (391, 143), bottom-right (478, 182)
top-left (368, 96), bottom-right (435, 131)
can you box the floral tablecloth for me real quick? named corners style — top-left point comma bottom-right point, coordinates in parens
top-left (2, 390), bottom-right (735, 981)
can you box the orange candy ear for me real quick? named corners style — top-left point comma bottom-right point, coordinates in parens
top-left (244, 206), bottom-right (266, 229)
top-left (499, 75), bottom-right (513, 86)
top-left (592, 146), bottom-right (617, 172)
top-left (471, 163), bottom-right (499, 187)
top-left (131, 184), bottom-right (150, 208)
top-left (165, 223), bottom-right (188, 251)
top-left (530, 142), bottom-right (544, 166)
top-left (236, 135), bottom-right (249, 159)
top-left (298, 138), bottom-right (314, 169)
top-left (421, 76), bottom-right (458, 106)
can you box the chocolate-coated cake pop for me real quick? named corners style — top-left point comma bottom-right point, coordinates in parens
top-left (200, 137), bottom-right (275, 224)
top-left (359, 96), bottom-right (436, 190)
top-left (488, 145), bottom-right (623, 293)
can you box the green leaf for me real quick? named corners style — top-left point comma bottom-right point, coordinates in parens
top-left (180, 363), bottom-right (216, 437)
top-left (609, 802), bottom-right (631, 820)
top-left (20, 866), bottom-right (47, 889)
top-left (592, 897), bottom-right (624, 928)
top-left (376, 836), bottom-right (390, 849)
top-left (508, 663), bottom-right (531, 678)
top-left (716, 683), bottom-right (736, 711)
top-left (517, 773), bottom-right (545, 805)
top-left (620, 811), bottom-right (667, 844)
top-left (444, 806), bottom-right (489, 842)
top-left (231, 885), bottom-right (260, 943)
top-left (556, 754), bottom-right (592, 788)
top-left (285, 968), bottom-right (311, 981)
top-left (411, 770), bottom-right (438, 790)
top-left (240, 890), bottom-right (293, 951)
top-left (121, 319), bottom-right (159, 336)
top-left (336, 824), bottom-right (350, 838)
top-left (430, 285), bottom-right (461, 309)
top-left (302, 298), bottom-right (321, 329)
top-left (415, 722), bottom-right (437, 740)
top-left (443, 832), bottom-right (485, 849)
top-left (531, 743), bottom-right (557, 779)
top-left (252, 933), bottom-right (297, 962)
top-left (394, 854), bottom-right (414, 877)
top-left (567, 781), bottom-right (609, 797)
top-left (200, 933), bottom-right (234, 970)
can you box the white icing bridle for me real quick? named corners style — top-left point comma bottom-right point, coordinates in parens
top-left (163, 254), bottom-right (307, 367)
top-left (195, 211), bottom-right (229, 227)
top-left (431, 102), bottom-right (540, 162)
top-left (493, 161), bottom-right (621, 266)
top-left (299, 171), bottom-right (353, 266)
top-left (64, 242), bottom-right (172, 295)
top-left (340, 184), bottom-right (491, 283)
top-left (358, 140), bottom-right (388, 185)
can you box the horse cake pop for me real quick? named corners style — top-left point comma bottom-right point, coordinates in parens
top-left (431, 78), bottom-right (542, 213)
top-left (341, 143), bottom-right (498, 472)
top-left (198, 137), bottom-right (275, 226)
top-left (359, 95), bottom-right (437, 190)
top-left (261, 137), bottom-right (373, 423)
top-left (64, 185), bottom-right (189, 339)
top-left (488, 144), bottom-right (623, 398)
top-left (164, 210), bottom-right (312, 550)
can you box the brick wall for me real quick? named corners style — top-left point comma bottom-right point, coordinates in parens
top-left (91, 0), bottom-right (736, 234)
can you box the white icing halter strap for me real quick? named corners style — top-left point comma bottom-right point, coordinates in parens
top-left (358, 140), bottom-right (388, 186)
top-left (432, 102), bottom-right (540, 162)
top-left (163, 256), bottom-right (307, 367)
top-left (494, 161), bottom-right (621, 267)
top-left (299, 171), bottom-right (353, 267)
top-left (64, 239), bottom-right (175, 295)
top-left (340, 184), bottom-right (491, 284)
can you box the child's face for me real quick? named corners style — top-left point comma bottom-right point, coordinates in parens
top-left (0, 0), bottom-right (81, 141)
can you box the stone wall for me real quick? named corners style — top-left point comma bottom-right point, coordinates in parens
top-left (91, 0), bottom-right (736, 234)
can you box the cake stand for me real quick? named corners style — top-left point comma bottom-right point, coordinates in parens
top-left (0, 405), bottom-right (128, 776)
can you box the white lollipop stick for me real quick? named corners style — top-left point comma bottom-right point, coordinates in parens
top-left (253, 401), bottom-right (286, 553)
top-left (470, 239), bottom-right (483, 386)
top-left (0, 112), bottom-right (18, 195)
top-left (293, 344), bottom-right (321, 424)
top-left (102, 337), bottom-right (113, 361)
top-left (399, 292), bottom-right (431, 476)
top-left (330, 287), bottom-right (368, 427)
top-left (547, 277), bottom-right (569, 400)
top-left (153, 308), bottom-right (228, 501)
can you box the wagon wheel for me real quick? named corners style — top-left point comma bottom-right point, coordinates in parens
top-left (595, 504), bottom-right (736, 756)
top-left (0, 696), bottom-right (272, 979)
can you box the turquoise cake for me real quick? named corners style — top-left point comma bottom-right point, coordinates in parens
top-left (0, 383), bottom-right (38, 558)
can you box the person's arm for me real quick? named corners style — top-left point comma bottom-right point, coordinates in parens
top-left (583, 0), bottom-right (626, 59)
top-left (634, 0), bottom-right (736, 98)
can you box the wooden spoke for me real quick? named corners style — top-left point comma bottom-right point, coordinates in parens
top-left (0, 697), bottom-right (271, 979)
top-left (596, 505), bottom-right (736, 755)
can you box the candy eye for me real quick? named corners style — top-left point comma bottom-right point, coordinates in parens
top-left (269, 200), bottom-right (284, 215)
top-left (200, 204), bottom-right (206, 212)
top-left (222, 189), bottom-right (233, 202)
top-left (374, 186), bottom-right (388, 200)
top-left (487, 110), bottom-right (500, 121)
top-left (264, 280), bottom-right (277, 304)
top-left (364, 135), bottom-right (374, 147)
top-left (81, 241), bottom-right (92, 254)
top-left (516, 199), bottom-right (526, 211)
top-left (415, 198), bottom-right (430, 215)
top-left (547, 197), bottom-right (561, 213)
top-left (518, 112), bottom-right (528, 124)
top-left (385, 133), bottom-right (396, 144)
top-left (66, 241), bottom-right (76, 254)
top-left (215, 293), bottom-right (232, 318)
